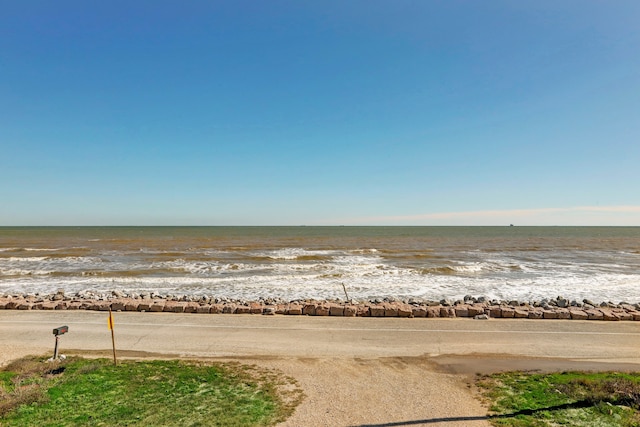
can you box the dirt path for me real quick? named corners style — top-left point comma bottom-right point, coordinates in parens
top-left (263, 356), bottom-right (489, 427)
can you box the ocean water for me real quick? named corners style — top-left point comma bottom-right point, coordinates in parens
top-left (0, 226), bottom-right (639, 303)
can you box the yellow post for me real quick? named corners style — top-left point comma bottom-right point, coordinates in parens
top-left (108, 308), bottom-right (117, 365)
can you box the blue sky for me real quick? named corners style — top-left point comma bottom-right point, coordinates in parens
top-left (1, 1), bottom-right (639, 225)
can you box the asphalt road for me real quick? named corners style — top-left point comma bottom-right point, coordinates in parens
top-left (2, 310), bottom-right (640, 365)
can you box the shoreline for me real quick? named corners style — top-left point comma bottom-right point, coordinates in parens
top-left (2, 290), bottom-right (639, 321)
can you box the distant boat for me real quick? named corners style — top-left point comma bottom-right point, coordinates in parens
top-left (509, 224), bottom-right (514, 227)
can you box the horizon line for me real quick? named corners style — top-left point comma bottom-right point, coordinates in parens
top-left (1, 205), bottom-right (639, 227)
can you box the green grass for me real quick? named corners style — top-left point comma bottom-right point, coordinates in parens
top-left (0, 356), bottom-right (303, 427)
top-left (477, 371), bottom-right (640, 427)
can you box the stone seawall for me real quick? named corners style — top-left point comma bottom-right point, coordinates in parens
top-left (2, 291), bottom-right (640, 321)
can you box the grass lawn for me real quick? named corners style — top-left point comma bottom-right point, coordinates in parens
top-left (0, 356), bottom-right (303, 426)
top-left (477, 371), bottom-right (640, 427)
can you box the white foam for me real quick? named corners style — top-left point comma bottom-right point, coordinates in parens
top-left (2, 243), bottom-right (640, 303)
top-left (259, 248), bottom-right (338, 260)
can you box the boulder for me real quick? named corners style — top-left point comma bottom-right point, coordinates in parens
top-left (125, 301), bottom-right (140, 311)
top-left (542, 310), bottom-right (559, 319)
top-left (222, 304), bottom-right (237, 314)
top-left (500, 308), bottom-right (515, 318)
top-left (412, 306), bottom-right (427, 318)
top-left (137, 302), bottom-right (151, 312)
top-left (627, 310), bottom-right (640, 321)
top-left (262, 307), bottom-right (276, 315)
top-left (357, 305), bottom-right (370, 317)
top-left (249, 302), bottom-right (263, 314)
top-left (42, 301), bottom-right (59, 310)
top-left (614, 311), bottom-right (633, 321)
top-left (426, 306), bottom-right (441, 318)
top-left (235, 305), bottom-right (251, 314)
top-left (599, 309), bottom-right (618, 321)
top-left (489, 306), bottom-right (502, 318)
top-left (302, 304), bottom-right (317, 316)
top-left (67, 301), bottom-right (83, 310)
top-left (384, 303), bottom-right (398, 317)
top-left (528, 310), bottom-right (543, 319)
top-left (149, 301), bottom-right (165, 312)
top-left (369, 305), bottom-right (385, 317)
top-left (468, 305), bottom-right (485, 317)
top-left (569, 309), bottom-right (588, 320)
top-left (440, 307), bottom-right (456, 318)
top-left (209, 304), bottom-right (223, 314)
top-left (196, 304), bottom-right (212, 314)
top-left (454, 305), bottom-right (469, 318)
top-left (329, 304), bottom-right (344, 316)
top-left (397, 303), bottom-right (413, 318)
top-left (585, 309), bottom-right (604, 320)
top-left (315, 304), bottom-right (330, 316)
top-left (111, 300), bottom-right (126, 312)
top-left (343, 305), bottom-right (357, 317)
top-left (513, 308), bottom-right (529, 318)
top-left (5, 300), bottom-right (20, 310)
top-left (287, 304), bottom-right (303, 315)
top-left (183, 302), bottom-right (199, 313)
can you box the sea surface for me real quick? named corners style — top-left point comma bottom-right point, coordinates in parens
top-left (1, 226), bottom-right (639, 303)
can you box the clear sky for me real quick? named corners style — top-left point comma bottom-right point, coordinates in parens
top-left (2, 1), bottom-right (639, 226)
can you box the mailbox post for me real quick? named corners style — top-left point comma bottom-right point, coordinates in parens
top-left (52, 325), bottom-right (68, 360)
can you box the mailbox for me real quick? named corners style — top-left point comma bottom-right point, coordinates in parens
top-left (53, 326), bottom-right (68, 336)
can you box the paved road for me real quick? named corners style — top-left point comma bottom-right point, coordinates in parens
top-left (2, 311), bottom-right (639, 362)
top-left (2, 311), bottom-right (640, 427)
